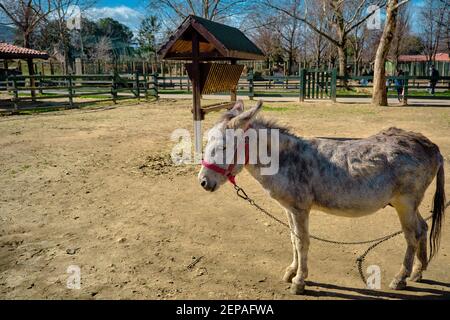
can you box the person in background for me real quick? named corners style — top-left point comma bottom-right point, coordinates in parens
top-left (394, 69), bottom-right (404, 102)
top-left (429, 65), bottom-right (439, 95)
top-left (386, 73), bottom-right (391, 96)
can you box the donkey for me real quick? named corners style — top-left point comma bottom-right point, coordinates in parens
top-left (198, 100), bottom-right (446, 294)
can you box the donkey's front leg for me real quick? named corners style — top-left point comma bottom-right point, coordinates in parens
top-left (290, 208), bottom-right (310, 295)
top-left (282, 209), bottom-right (298, 283)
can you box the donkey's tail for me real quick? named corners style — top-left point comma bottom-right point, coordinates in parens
top-left (429, 158), bottom-right (446, 262)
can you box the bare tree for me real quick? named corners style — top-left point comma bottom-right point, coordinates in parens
top-left (90, 36), bottom-right (112, 61)
top-left (0, 0), bottom-right (55, 48)
top-left (348, 25), bottom-right (370, 75)
top-left (50, 0), bottom-right (96, 74)
top-left (389, 3), bottom-right (410, 66)
top-left (420, 0), bottom-right (448, 62)
top-left (0, 0), bottom-right (56, 100)
top-left (265, 0), bottom-right (389, 79)
top-left (149, 0), bottom-right (247, 29)
top-left (273, 5), bottom-right (304, 74)
top-left (372, 0), bottom-right (409, 106)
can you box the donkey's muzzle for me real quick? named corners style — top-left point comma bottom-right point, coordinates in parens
top-left (199, 177), bottom-right (216, 192)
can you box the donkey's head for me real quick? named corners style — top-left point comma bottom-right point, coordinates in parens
top-left (198, 100), bottom-right (263, 192)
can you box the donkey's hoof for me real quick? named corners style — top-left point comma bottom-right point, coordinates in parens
top-left (408, 272), bottom-right (422, 282)
top-left (290, 282), bottom-right (305, 295)
top-left (389, 278), bottom-right (407, 290)
top-left (282, 268), bottom-right (296, 283)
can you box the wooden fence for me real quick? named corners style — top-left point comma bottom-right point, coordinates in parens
top-left (1, 69), bottom-right (449, 112)
top-left (153, 70), bottom-right (449, 102)
top-left (0, 72), bottom-right (158, 111)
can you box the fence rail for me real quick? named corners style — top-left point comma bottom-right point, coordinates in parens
top-left (1, 69), bottom-right (449, 112)
top-left (0, 72), bottom-right (158, 111)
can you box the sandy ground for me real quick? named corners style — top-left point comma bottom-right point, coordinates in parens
top-left (0, 99), bottom-right (449, 300)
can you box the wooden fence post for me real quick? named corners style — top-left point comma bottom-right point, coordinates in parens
top-left (153, 73), bottom-right (159, 99)
top-left (38, 72), bottom-right (43, 95)
top-left (143, 73), bottom-right (148, 99)
top-left (11, 75), bottom-right (19, 111)
top-left (135, 71), bottom-right (140, 100)
top-left (111, 72), bottom-right (117, 104)
top-left (402, 71), bottom-right (408, 106)
top-left (331, 68), bottom-right (337, 102)
top-left (299, 68), bottom-right (306, 102)
top-left (248, 69), bottom-right (254, 100)
top-left (68, 74), bottom-right (73, 108)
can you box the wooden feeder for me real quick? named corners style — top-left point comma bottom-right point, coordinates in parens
top-left (158, 15), bottom-right (264, 154)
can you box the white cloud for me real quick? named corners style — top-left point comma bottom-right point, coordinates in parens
top-left (85, 6), bottom-right (144, 32)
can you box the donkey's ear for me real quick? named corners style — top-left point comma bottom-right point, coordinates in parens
top-left (229, 100), bottom-right (244, 117)
top-left (221, 100), bottom-right (244, 121)
top-left (227, 100), bottom-right (263, 129)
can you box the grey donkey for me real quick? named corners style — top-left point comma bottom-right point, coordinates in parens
top-left (198, 100), bottom-right (446, 294)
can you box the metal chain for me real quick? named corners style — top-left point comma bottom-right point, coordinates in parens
top-left (233, 183), bottom-right (448, 285)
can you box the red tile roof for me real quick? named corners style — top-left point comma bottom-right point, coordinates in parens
top-left (399, 53), bottom-right (449, 62)
top-left (0, 42), bottom-right (49, 59)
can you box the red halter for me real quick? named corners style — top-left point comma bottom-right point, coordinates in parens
top-left (201, 128), bottom-right (251, 185)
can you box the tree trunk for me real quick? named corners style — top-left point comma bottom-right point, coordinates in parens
top-left (337, 46), bottom-right (347, 77)
top-left (372, 0), bottom-right (399, 106)
top-left (337, 45), bottom-right (348, 87)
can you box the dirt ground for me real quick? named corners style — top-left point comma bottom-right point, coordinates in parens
top-left (1, 98), bottom-right (449, 300)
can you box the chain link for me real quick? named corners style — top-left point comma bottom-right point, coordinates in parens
top-left (233, 183), bottom-right (447, 286)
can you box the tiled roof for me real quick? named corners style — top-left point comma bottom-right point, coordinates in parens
top-left (0, 43), bottom-right (49, 59)
top-left (399, 53), bottom-right (449, 62)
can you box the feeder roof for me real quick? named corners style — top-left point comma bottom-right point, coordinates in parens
top-left (158, 15), bottom-right (264, 61)
top-left (0, 43), bottom-right (49, 60)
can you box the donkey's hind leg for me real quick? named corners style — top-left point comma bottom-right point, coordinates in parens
top-left (409, 212), bottom-right (428, 282)
top-left (289, 208), bottom-right (310, 295)
top-left (390, 197), bottom-right (420, 290)
top-left (283, 209), bottom-right (298, 283)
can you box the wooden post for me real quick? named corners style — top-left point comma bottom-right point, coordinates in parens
top-left (192, 32), bottom-right (203, 158)
top-left (331, 68), bottom-right (337, 102)
top-left (27, 58), bottom-right (36, 101)
top-left (12, 74), bottom-right (19, 111)
top-left (143, 73), bottom-right (148, 99)
top-left (230, 59), bottom-right (237, 102)
top-left (402, 71), bottom-right (408, 106)
top-left (248, 68), bottom-right (254, 100)
top-left (299, 68), bottom-right (305, 102)
top-left (153, 73), bottom-right (159, 99)
top-left (135, 71), bottom-right (140, 100)
top-left (111, 72), bottom-right (117, 104)
top-left (68, 74), bottom-right (73, 108)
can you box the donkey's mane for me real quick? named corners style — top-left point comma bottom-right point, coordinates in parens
top-left (251, 117), bottom-right (297, 138)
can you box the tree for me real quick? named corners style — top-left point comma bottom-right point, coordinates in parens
top-left (96, 18), bottom-right (134, 57)
top-left (137, 15), bottom-right (161, 67)
top-left (272, 3), bottom-right (303, 74)
top-left (265, 0), bottom-right (390, 79)
top-left (49, 0), bottom-right (95, 73)
top-left (372, 0), bottom-right (409, 106)
top-left (0, 0), bottom-right (56, 100)
top-left (389, 3), bottom-right (410, 66)
top-left (89, 36), bottom-right (112, 61)
top-left (419, 0), bottom-right (448, 62)
top-left (149, 0), bottom-right (248, 28)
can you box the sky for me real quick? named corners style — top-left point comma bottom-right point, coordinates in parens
top-left (87, 0), bottom-right (148, 32)
top-left (85, 0), bottom-right (427, 33)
